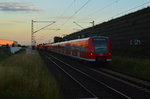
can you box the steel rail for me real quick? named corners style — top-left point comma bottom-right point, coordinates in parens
top-left (100, 68), bottom-right (150, 86)
top-left (86, 67), bottom-right (150, 93)
top-left (47, 53), bottom-right (132, 99)
top-left (45, 55), bottom-right (98, 99)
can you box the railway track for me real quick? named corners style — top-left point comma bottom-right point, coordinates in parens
top-left (40, 51), bottom-right (95, 98)
top-left (97, 68), bottom-right (150, 92)
top-left (41, 51), bottom-right (132, 99)
top-left (40, 51), bottom-right (150, 99)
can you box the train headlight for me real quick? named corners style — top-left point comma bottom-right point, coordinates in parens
top-left (90, 52), bottom-right (93, 56)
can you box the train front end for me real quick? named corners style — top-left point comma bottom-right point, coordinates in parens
top-left (88, 36), bottom-right (112, 63)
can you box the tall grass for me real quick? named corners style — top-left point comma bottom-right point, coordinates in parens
top-left (0, 52), bottom-right (12, 61)
top-left (109, 48), bottom-right (150, 80)
top-left (110, 56), bottom-right (150, 80)
top-left (0, 50), bottom-right (61, 99)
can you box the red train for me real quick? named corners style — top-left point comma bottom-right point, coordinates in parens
top-left (39, 36), bottom-right (112, 63)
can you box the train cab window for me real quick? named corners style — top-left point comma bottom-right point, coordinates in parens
top-left (93, 38), bottom-right (108, 53)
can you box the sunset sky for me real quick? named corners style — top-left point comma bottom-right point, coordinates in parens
top-left (0, 0), bottom-right (150, 45)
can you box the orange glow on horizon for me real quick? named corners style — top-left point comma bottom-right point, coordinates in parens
top-left (0, 39), bottom-right (17, 46)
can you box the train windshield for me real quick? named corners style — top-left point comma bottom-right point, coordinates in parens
top-left (93, 38), bottom-right (108, 53)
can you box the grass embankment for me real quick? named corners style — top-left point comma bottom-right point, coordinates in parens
top-left (109, 49), bottom-right (150, 80)
top-left (0, 52), bottom-right (12, 61)
top-left (0, 50), bottom-right (61, 99)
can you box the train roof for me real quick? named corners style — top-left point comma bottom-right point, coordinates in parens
top-left (69, 36), bottom-right (108, 42)
top-left (90, 36), bottom-right (109, 39)
top-left (49, 36), bottom-right (109, 45)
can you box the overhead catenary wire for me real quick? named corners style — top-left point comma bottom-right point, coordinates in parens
top-left (56, 0), bottom-right (75, 22)
top-left (73, 21), bottom-right (84, 29)
top-left (74, 0), bottom-right (120, 30)
top-left (43, 0), bottom-right (74, 42)
top-left (41, 0), bottom-right (150, 44)
top-left (88, 0), bottom-right (120, 17)
top-left (35, 34), bottom-right (54, 43)
top-left (59, 0), bottom-right (92, 29)
top-left (35, 28), bottom-right (60, 43)
top-left (101, 1), bottom-right (150, 23)
top-left (75, 0), bottom-right (120, 23)
top-left (45, 0), bottom-right (74, 34)
top-left (33, 21), bottom-right (55, 33)
top-left (38, 0), bottom-right (118, 44)
top-left (43, 0), bottom-right (91, 42)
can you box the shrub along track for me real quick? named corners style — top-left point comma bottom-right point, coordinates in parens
top-left (39, 50), bottom-right (150, 99)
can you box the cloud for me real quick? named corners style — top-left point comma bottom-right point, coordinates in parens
top-left (0, 2), bottom-right (43, 12)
